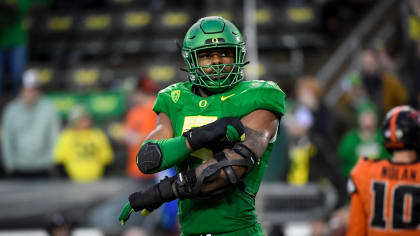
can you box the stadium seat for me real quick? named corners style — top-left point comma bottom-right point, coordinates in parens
top-left (29, 12), bottom-right (78, 62)
top-left (154, 10), bottom-right (194, 39)
top-left (27, 64), bottom-right (64, 91)
top-left (77, 11), bottom-right (116, 36)
top-left (64, 65), bottom-right (104, 91)
top-left (66, 11), bottom-right (116, 63)
top-left (110, 10), bottom-right (154, 58)
top-left (70, 38), bottom-right (109, 63)
top-left (111, 36), bottom-right (148, 56)
top-left (107, 0), bottom-right (150, 9)
top-left (142, 59), bottom-right (185, 88)
top-left (115, 10), bottom-right (153, 34)
top-left (254, 8), bottom-right (278, 35)
top-left (275, 2), bottom-right (326, 49)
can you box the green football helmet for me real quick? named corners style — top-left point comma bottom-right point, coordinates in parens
top-left (182, 16), bottom-right (247, 92)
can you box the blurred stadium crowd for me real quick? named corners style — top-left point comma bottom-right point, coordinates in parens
top-left (0, 0), bottom-right (419, 235)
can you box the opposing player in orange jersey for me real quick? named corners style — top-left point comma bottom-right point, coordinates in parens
top-left (347, 105), bottom-right (420, 236)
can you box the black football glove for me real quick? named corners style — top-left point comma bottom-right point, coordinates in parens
top-left (119, 176), bottom-right (176, 225)
top-left (182, 117), bottom-right (245, 150)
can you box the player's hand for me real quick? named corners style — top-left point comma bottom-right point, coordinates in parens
top-left (183, 117), bottom-right (245, 150)
top-left (119, 176), bottom-right (176, 225)
top-left (129, 185), bottom-right (164, 212)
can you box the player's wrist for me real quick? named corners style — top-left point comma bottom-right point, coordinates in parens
top-left (129, 176), bottom-right (177, 212)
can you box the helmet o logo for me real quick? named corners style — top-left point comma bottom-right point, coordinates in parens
top-left (199, 100), bottom-right (208, 107)
top-left (211, 38), bottom-right (219, 43)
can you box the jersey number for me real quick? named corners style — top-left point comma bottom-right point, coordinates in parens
top-left (182, 116), bottom-right (218, 162)
top-left (371, 182), bottom-right (420, 230)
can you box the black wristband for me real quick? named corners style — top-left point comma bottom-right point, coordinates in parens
top-left (158, 176), bottom-right (177, 202)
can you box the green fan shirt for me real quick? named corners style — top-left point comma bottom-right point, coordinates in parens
top-left (153, 80), bottom-right (286, 235)
top-left (0, 0), bottom-right (51, 49)
top-left (338, 129), bottom-right (390, 178)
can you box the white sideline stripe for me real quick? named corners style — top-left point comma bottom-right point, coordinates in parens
top-left (0, 230), bottom-right (47, 236)
top-left (0, 228), bottom-right (104, 236)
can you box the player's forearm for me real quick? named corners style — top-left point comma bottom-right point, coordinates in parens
top-left (171, 126), bottom-right (268, 196)
top-left (199, 149), bottom-right (247, 193)
top-left (200, 127), bottom-right (268, 193)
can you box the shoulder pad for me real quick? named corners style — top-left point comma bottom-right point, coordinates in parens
top-left (153, 82), bottom-right (190, 116)
top-left (158, 82), bottom-right (186, 94)
top-left (233, 80), bottom-right (286, 117)
top-left (238, 80), bottom-right (284, 92)
top-left (350, 157), bottom-right (374, 179)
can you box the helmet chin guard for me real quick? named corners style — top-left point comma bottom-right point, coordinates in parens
top-left (182, 16), bottom-right (247, 92)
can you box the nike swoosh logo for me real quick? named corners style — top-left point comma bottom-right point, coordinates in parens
top-left (221, 94), bottom-right (235, 101)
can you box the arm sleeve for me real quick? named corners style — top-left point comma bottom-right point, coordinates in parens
top-left (347, 192), bottom-right (367, 236)
top-left (141, 136), bottom-right (190, 173)
top-left (1, 108), bottom-right (15, 174)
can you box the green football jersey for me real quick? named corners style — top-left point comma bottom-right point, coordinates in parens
top-left (153, 80), bottom-right (286, 234)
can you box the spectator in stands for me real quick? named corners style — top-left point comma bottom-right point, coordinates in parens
top-left (374, 42), bottom-right (396, 73)
top-left (1, 69), bottom-right (60, 177)
top-left (358, 49), bottom-right (408, 114)
top-left (282, 98), bottom-right (341, 190)
top-left (0, 0), bottom-right (50, 94)
top-left (53, 105), bottom-right (113, 183)
top-left (337, 102), bottom-right (390, 179)
top-left (336, 71), bottom-right (371, 132)
top-left (295, 76), bottom-right (337, 145)
top-left (401, 0), bottom-right (420, 108)
top-left (282, 102), bottom-right (345, 236)
top-left (282, 76), bottom-right (346, 236)
top-left (284, 76), bottom-right (343, 187)
top-left (336, 48), bottom-right (408, 135)
top-left (124, 76), bottom-right (158, 180)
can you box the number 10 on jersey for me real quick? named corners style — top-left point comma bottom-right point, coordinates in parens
top-left (371, 181), bottom-right (420, 230)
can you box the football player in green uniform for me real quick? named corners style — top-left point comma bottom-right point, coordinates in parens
top-left (119, 16), bottom-right (286, 235)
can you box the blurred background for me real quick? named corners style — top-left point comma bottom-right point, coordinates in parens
top-left (0, 0), bottom-right (418, 235)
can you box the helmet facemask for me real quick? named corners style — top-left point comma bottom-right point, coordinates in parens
top-left (183, 45), bottom-right (246, 93)
top-left (182, 16), bottom-right (247, 93)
